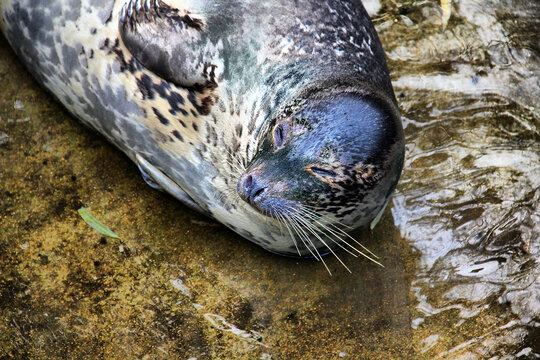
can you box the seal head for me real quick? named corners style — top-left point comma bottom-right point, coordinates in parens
top-left (238, 90), bottom-right (404, 249)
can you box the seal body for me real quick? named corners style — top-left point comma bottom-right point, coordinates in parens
top-left (0, 0), bottom-right (404, 262)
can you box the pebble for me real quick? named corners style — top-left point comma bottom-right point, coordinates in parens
top-left (13, 100), bottom-right (24, 110)
top-left (0, 131), bottom-right (9, 146)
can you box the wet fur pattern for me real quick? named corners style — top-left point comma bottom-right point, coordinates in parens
top-left (0, 0), bottom-right (404, 272)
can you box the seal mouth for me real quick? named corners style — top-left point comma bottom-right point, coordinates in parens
top-left (237, 185), bottom-right (384, 273)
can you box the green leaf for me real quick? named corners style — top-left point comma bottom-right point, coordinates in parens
top-left (77, 207), bottom-right (120, 239)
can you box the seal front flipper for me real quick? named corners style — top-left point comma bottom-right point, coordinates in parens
top-left (119, 0), bottom-right (220, 88)
top-left (136, 156), bottom-right (162, 191)
top-left (135, 154), bottom-right (207, 214)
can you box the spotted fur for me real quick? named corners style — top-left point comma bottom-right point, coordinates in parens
top-left (0, 0), bottom-right (404, 259)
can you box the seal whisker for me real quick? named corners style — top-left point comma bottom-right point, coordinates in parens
top-left (285, 213), bottom-right (319, 260)
top-left (300, 207), bottom-right (380, 260)
top-left (295, 211), bottom-right (360, 258)
top-left (287, 213), bottom-right (326, 267)
top-left (225, 149), bottom-right (247, 175)
top-left (289, 215), bottom-right (331, 275)
top-left (224, 151), bottom-right (245, 171)
top-left (235, 160), bottom-right (246, 172)
top-left (298, 210), bottom-right (359, 251)
top-left (226, 148), bottom-right (246, 166)
top-left (225, 154), bottom-right (242, 168)
top-left (270, 206), bottom-right (284, 234)
top-left (280, 204), bottom-right (324, 261)
top-left (276, 204), bottom-right (306, 257)
top-left (297, 208), bottom-right (383, 266)
top-left (275, 210), bottom-right (302, 257)
top-left (222, 160), bottom-right (246, 179)
top-left (223, 160), bottom-right (244, 176)
top-left (215, 187), bottom-right (243, 209)
top-left (291, 209), bottom-right (358, 266)
top-left (223, 162), bottom-right (241, 175)
top-left (267, 203), bottom-right (286, 234)
top-left (291, 212), bottom-right (352, 273)
top-left (274, 204), bottom-right (292, 233)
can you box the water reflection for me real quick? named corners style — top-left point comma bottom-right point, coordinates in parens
top-left (385, 0), bottom-right (539, 356)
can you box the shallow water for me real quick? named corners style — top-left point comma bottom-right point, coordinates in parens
top-left (0, 0), bottom-right (538, 359)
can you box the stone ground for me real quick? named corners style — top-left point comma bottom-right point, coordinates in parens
top-left (2, 0), bottom-right (539, 358)
top-left (0, 32), bottom-right (417, 359)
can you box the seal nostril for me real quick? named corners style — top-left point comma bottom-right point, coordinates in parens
top-left (252, 187), bottom-right (265, 199)
top-left (244, 175), bottom-right (253, 190)
top-left (241, 174), bottom-right (266, 204)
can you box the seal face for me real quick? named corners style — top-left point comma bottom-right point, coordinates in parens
top-left (239, 93), bottom-right (401, 222)
top-left (237, 90), bottom-right (403, 264)
top-left (1, 0), bottom-right (405, 269)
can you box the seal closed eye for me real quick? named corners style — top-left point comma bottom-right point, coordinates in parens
top-left (0, 0), bottom-right (405, 272)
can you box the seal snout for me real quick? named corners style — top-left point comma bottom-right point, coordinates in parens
top-left (241, 175), bottom-right (267, 205)
top-left (237, 165), bottom-right (295, 217)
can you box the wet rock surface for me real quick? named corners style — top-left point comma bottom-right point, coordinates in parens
top-left (0, 0), bottom-right (538, 359)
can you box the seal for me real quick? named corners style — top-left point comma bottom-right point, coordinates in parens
top-left (1, 0), bottom-right (404, 271)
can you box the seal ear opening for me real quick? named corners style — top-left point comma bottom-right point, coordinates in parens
top-left (119, 0), bottom-right (218, 89)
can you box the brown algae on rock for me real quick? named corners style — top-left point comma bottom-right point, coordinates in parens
top-left (1, 0), bottom-right (539, 358)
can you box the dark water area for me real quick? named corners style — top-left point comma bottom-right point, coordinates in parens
top-left (0, 0), bottom-right (538, 359)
